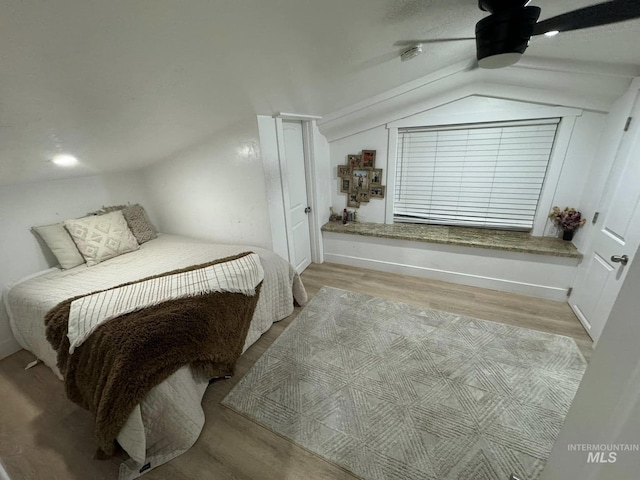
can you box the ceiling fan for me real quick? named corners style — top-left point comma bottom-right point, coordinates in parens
top-left (396, 0), bottom-right (640, 68)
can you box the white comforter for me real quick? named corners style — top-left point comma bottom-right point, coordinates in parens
top-left (4, 234), bottom-right (306, 479)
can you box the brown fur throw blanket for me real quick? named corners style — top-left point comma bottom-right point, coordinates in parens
top-left (45, 252), bottom-right (262, 457)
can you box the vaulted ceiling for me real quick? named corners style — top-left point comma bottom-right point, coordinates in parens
top-left (1, 0), bottom-right (639, 185)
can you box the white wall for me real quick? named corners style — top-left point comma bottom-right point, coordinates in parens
top-left (318, 61), bottom-right (631, 143)
top-left (330, 124), bottom-right (389, 223)
top-left (257, 115), bottom-right (289, 260)
top-left (545, 111), bottom-right (606, 243)
top-left (317, 64), bottom-right (632, 298)
top-left (328, 95), bottom-right (606, 234)
top-left (143, 117), bottom-right (273, 250)
top-left (0, 171), bottom-right (155, 359)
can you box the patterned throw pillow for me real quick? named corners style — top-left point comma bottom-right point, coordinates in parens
top-left (86, 204), bottom-right (157, 244)
top-left (64, 211), bottom-right (139, 266)
top-left (32, 223), bottom-right (85, 269)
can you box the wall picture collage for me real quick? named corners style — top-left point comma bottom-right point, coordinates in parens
top-left (337, 150), bottom-right (385, 208)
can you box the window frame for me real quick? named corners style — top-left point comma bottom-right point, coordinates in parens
top-left (385, 106), bottom-right (582, 236)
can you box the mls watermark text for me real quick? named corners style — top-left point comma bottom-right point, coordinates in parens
top-left (567, 444), bottom-right (639, 463)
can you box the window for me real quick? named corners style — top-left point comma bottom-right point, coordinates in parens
top-left (394, 118), bottom-right (560, 231)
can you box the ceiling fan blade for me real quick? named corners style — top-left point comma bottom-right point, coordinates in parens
top-left (533, 0), bottom-right (640, 36)
top-left (394, 38), bottom-right (475, 46)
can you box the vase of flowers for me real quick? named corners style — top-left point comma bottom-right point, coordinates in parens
top-left (548, 206), bottom-right (586, 241)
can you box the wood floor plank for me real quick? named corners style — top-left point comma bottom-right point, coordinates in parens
top-left (0, 262), bottom-right (592, 479)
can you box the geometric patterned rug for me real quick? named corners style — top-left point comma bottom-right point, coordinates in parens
top-left (222, 287), bottom-right (587, 480)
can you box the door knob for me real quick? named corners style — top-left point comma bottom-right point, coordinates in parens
top-left (611, 255), bottom-right (629, 266)
top-left (304, 206), bottom-right (312, 214)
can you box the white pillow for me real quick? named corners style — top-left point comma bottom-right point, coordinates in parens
top-left (32, 223), bottom-right (85, 269)
top-left (64, 211), bottom-right (139, 266)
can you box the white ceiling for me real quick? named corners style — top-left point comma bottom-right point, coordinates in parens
top-left (1, 0), bottom-right (639, 185)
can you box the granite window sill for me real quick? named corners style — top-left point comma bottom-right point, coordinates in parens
top-left (321, 222), bottom-right (582, 259)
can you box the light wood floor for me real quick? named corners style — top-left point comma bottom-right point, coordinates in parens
top-left (0, 262), bottom-right (592, 480)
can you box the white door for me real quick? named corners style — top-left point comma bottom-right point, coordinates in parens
top-left (569, 92), bottom-right (640, 343)
top-left (282, 121), bottom-right (312, 273)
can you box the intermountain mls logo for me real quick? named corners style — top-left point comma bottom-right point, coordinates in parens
top-left (568, 444), bottom-right (640, 463)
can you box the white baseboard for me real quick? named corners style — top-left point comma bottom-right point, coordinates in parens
top-left (324, 253), bottom-right (569, 301)
top-left (0, 337), bottom-right (21, 361)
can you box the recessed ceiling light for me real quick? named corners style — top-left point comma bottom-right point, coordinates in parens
top-left (52, 154), bottom-right (78, 167)
top-left (544, 30), bottom-right (560, 37)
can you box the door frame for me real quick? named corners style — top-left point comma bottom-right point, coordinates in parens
top-left (301, 120), bottom-right (323, 265)
top-left (271, 114), bottom-right (323, 267)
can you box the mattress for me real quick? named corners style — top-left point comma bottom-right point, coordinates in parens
top-left (4, 234), bottom-right (306, 479)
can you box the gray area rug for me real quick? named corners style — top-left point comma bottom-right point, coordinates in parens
top-left (222, 287), bottom-right (587, 480)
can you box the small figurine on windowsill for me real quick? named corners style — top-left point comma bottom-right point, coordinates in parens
top-left (329, 207), bottom-right (358, 223)
top-left (341, 209), bottom-right (358, 224)
top-left (329, 207), bottom-right (342, 222)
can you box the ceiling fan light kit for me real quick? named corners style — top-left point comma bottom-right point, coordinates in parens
top-left (477, 52), bottom-right (522, 69)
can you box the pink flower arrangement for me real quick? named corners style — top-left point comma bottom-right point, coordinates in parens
top-left (548, 206), bottom-right (586, 231)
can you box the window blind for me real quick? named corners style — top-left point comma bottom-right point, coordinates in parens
top-left (394, 118), bottom-right (560, 230)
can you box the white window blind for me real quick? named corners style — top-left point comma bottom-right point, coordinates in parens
top-left (394, 118), bottom-right (560, 230)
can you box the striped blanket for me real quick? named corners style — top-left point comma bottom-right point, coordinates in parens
top-left (45, 252), bottom-right (263, 457)
top-left (67, 252), bottom-right (263, 353)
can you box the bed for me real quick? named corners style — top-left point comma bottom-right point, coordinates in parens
top-left (4, 233), bottom-right (307, 479)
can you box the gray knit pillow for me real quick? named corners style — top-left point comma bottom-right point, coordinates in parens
top-left (121, 204), bottom-right (157, 244)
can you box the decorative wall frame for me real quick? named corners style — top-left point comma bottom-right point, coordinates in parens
top-left (352, 168), bottom-right (371, 191)
top-left (362, 150), bottom-right (376, 168)
top-left (337, 149), bottom-right (385, 212)
top-left (340, 177), bottom-right (352, 193)
top-left (348, 154), bottom-right (362, 167)
top-left (358, 189), bottom-right (370, 203)
top-left (370, 168), bottom-right (382, 186)
top-left (370, 186), bottom-right (385, 198)
top-left (337, 165), bottom-right (352, 178)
